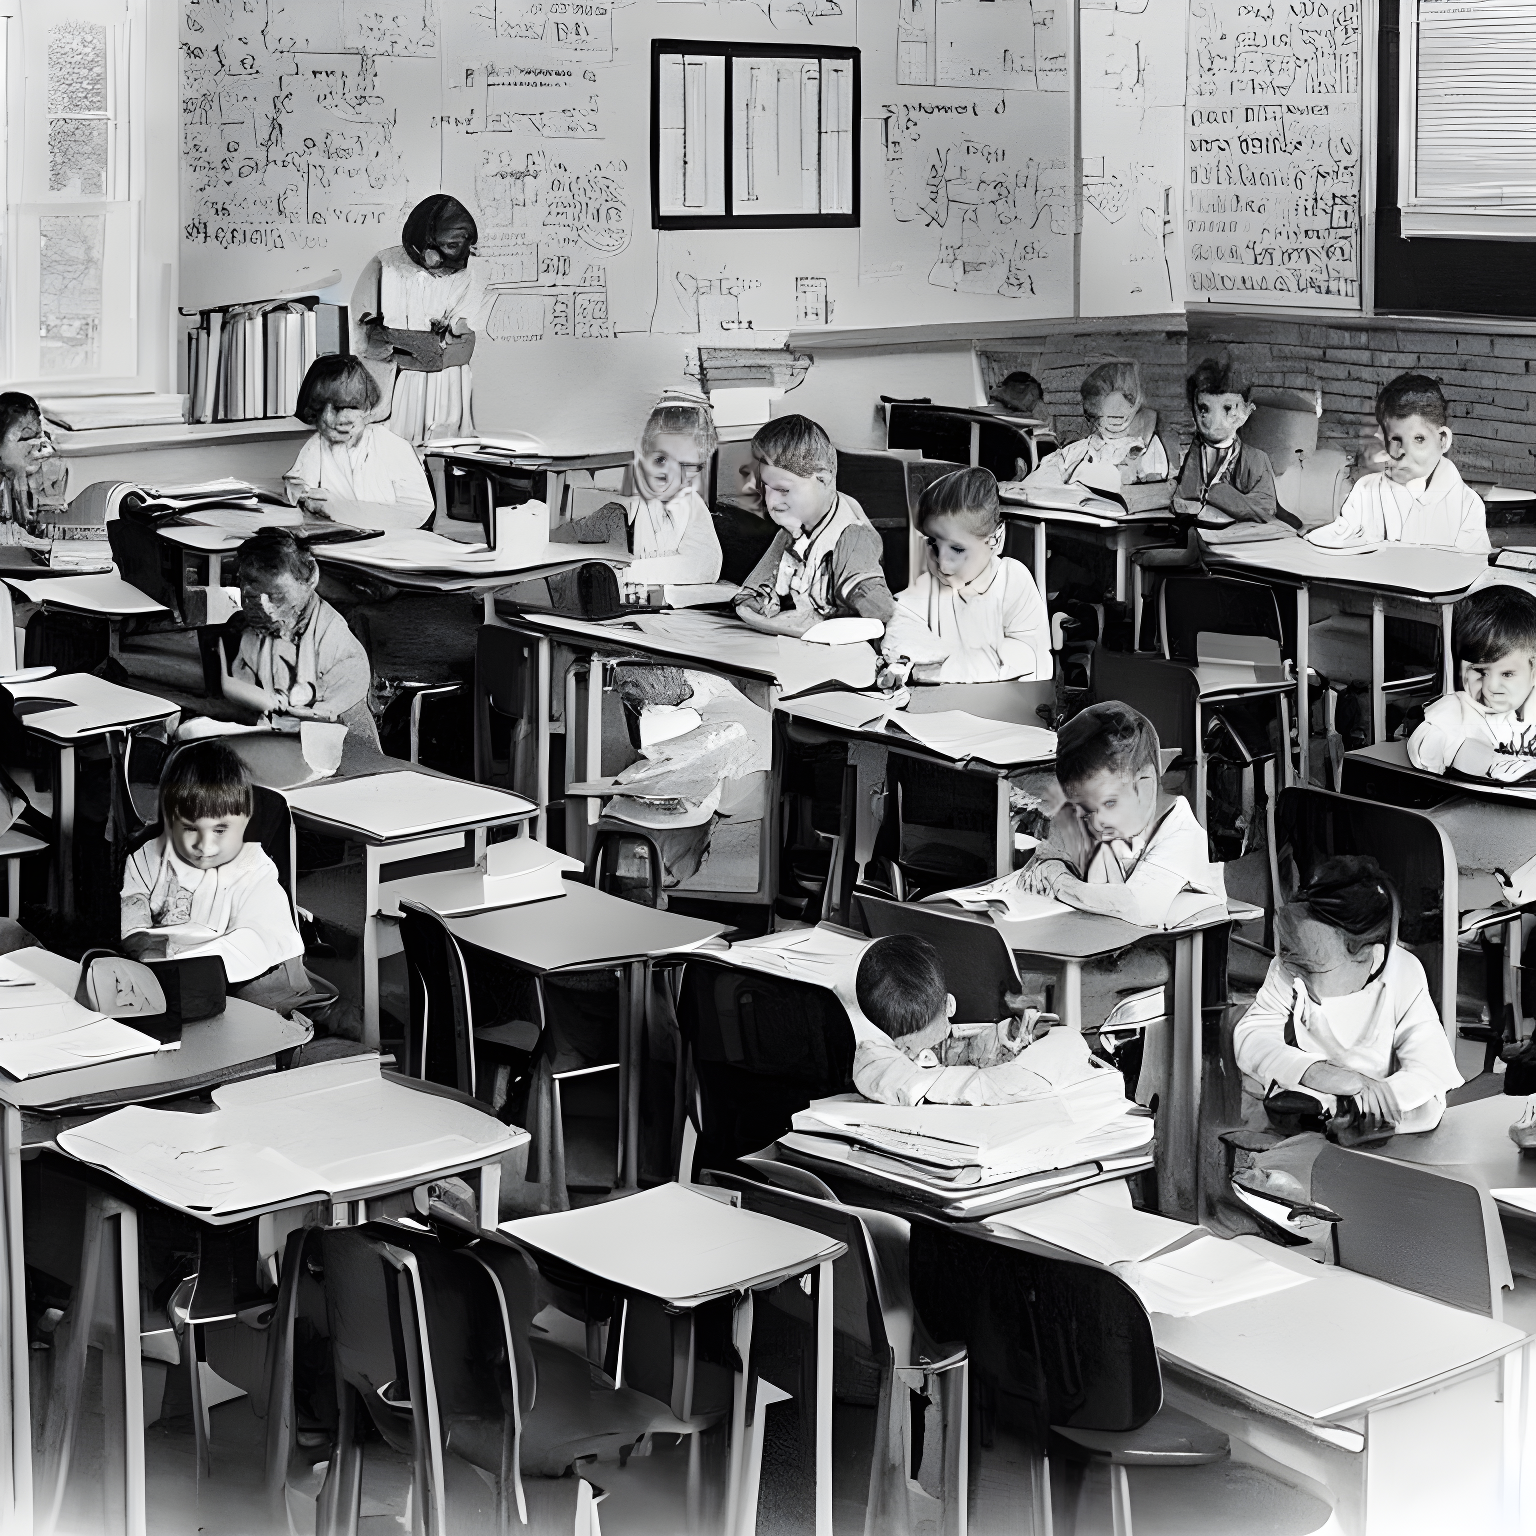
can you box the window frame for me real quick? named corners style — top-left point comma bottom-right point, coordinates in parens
top-left (649, 38), bottom-right (860, 232)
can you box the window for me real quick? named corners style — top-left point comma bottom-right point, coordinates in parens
top-left (2, 0), bottom-right (178, 390)
top-left (651, 40), bottom-right (859, 230)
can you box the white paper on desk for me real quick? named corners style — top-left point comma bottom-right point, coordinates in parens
top-left (987, 1190), bottom-right (1199, 1267)
top-left (0, 1017), bottom-right (164, 1079)
top-left (801, 616), bottom-right (885, 646)
top-left (932, 873), bottom-right (1069, 923)
top-left (5, 575), bottom-right (167, 616)
top-left (286, 770), bottom-right (530, 840)
top-left (886, 711), bottom-right (1057, 766)
top-left (784, 692), bottom-right (893, 733)
top-left (1115, 1233), bottom-right (1310, 1317)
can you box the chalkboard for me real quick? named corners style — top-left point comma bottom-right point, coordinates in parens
top-left (1183, 0), bottom-right (1363, 310)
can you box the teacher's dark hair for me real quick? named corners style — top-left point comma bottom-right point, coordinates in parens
top-left (402, 194), bottom-right (479, 274)
top-left (236, 528), bottom-right (318, 588)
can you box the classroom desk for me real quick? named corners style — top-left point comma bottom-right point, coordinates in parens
top-left (0, 947), bottom-right (309, 1536)
top-left (503, 1182), bottom-right (846, 1536)
top-left (1204, 541), bottom-right (1488, 766)
top-left (445, 882), bottom-right (728, 1190)
top-left (996, 487), bottom-right (1179, 614)
top-left (1157, 1236), bottom-right (1526, 1536)
top-left (5, 671), bottom-right (180, 916)
top-left (1342, 738), bottom-right (1536, 812)
top-left (489, 608), bottom-right (876, 865)
top-left (285, 768), bottom-right (538, 1048)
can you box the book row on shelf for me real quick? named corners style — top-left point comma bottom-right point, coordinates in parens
top-left (185, 298), bottom-right (348, 424)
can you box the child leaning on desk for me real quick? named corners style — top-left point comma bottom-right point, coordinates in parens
top-left (550, 387), bottom-right (724, 601)
top-left (852, 934), bottom-right (1062, 1106)
top-left (1306, 373), bottom-right (1489, 554)
top-left (120, 741), bottom-right (337, 1021)
top-left (1232, 856), bottom-right (1461, 1137)
top-left (1407, 584), bottom-right (1536, 784)
top-left (733, 415), bottom-right (896, 636)
top-left (1023, 360), bottom-right (1173, 493)
top-left (879, 466), bottom-right (1052, 685)
top-left (283, 356), bottom-right (434, 531)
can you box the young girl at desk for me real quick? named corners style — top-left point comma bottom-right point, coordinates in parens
top-left (1023, 360), bottom-right (1173, 494)
top-left (222, 530), bottom-right (379, 753)
top-left (284, 357), bottom-right (435, 531)
top-left (879, 467), bottom-right (1051, 684)
top-left (1233, 855), bottom-right (1461, 1136)
top-left (550, 388), bottom-right (724, 599)
top-left (0, 392), bottom-right (63, 547)
top-left (1408, 584), bottom-right (1536, 783)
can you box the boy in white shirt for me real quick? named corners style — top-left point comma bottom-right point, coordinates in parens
top-left (1024, 359), bottom-right (1173, 493)
top-left (1408, 584), bottom-right (1536, 783)
top-left (1234, 855), bottom-right (1461, 1136)
top-left (1307, 373), bottom-right (1489, 553)
top-left (121, 741), bottom-right (332, 1019)
top-left (880, 466), bottom-right (1051, 685)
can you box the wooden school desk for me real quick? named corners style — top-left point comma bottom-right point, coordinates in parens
top-left (503, 1182), bottom-right (846, 1536)
top-left (284, 768), bottom-right (538, 1047)
top-left (39, 1056), bottom-right (524, 1536)
top-left (1157, 1237), bottom-right (1526, 1536)
top-left (5, 671), bottom-right (180, 916)
top-left (1203, 541), bottom-right (1488, 761)
top-left (487, 607), bottom-right (876, 866)
top-left (0, 945), bottom-right (310, 1535)
top-left (444, 882), bottom-right (727, 1190)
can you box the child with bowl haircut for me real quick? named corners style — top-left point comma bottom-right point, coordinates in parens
top-left (1024, 360), bottom-right (1173, 493)
top-left (1233, 855), bottom-right (1460, 1135)
top-left (1409, 583), bottom-right (1536, 783)
top-left (734, 414), bottom-right (896, 636)
top-left (880, 466), bottom-right (1051, 684)
top-left (1307, 373), bottom-right (1488, 553)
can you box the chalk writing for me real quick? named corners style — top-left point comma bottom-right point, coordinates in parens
top-left (442, 60), bottom-right (599, 135)
top-left (490, 0), bottom-right (612, 61)
top-left (897, 0), bottom-right (1068, 92)
top-left (795, 276), bottom-right (829, 325)
top-left (1185, 0), bottom-right (1360, 306)
top-left (881, 101), bottom-right (1070, 297)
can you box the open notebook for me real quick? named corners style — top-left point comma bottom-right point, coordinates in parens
top-left (0, 953), bottom-right (164, 1080)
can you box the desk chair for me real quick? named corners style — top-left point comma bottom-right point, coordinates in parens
top-left (908, 1218), bottom-right (1229, 1536)
top-left (835, 449), bottom-right (965, 592)
top-left (885, 401), bottom-right (1053, 482)
top-left (473, 622), bottom-right (539, 801)
top-left (1240, 387), bottom-right (1350, 531)
top-left (1312, 1144), bottom-right (1505, 1318)
top-left (705, 1171), bottom-right (969, 1536)
top-left (675, 956), bottom-right (856, 1179)
top-left (1272, 785), bottom-right (1458, 1034)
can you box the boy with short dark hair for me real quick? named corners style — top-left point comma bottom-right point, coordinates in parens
top-left (1173, 355), bottom-right (1287, 530)
top-left (1308, 372), bottom-right (1488, 552)
top-left (734, 414), bottom-right (896, 637)
top-left (1409, 583), bottom-right (1536, 781)
top-left (1017, 701), bottom-right (1225, 928)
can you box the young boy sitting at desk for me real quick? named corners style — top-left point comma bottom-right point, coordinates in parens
top-left (1408, 584), bottom-right (1536, 783)
top-left (1306, 372), bottom-right (1489, 553)
top-left (733, 415), bottom-right (897, 637)
top-left (1172, 355), bottom-right (1291, 536)
top-left (853, 933), bottom-right (1071, 1106)
top-left (220, 529), bottom-right (380, 754)
top-left (1023, 360), bottom-right (1173, 493)
top-left (120, 740), bottom-right (335, 1020)
top-left (1233, 855), bottom-right (1461, 1136)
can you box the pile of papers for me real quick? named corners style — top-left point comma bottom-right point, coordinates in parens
top-left (1111, 1234), bottom-right (1311, 1317)
top-left (39, 394), bottom-right (188, 431)
top-left (0, 954), bottom-right (165, 1080)
top-left (788, 692), bottom-right (1057, 767)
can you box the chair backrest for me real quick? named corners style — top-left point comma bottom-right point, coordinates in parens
top-left (676, 957), bottom-right (856, 1168)
top-left (1312, 1144), bottom-right (1502, 1317)
top-left (836, 450), bottom-right (966, 593)
top-left (884, 402), bottom-right (972, 466)
top-left (476, 624), bottom-right (538, 723)
top-left (1242, 388), bottom-right (1321, 464)
top-left (1158, 574), bottom-right (1284, 663)
top-left (1272, 785), bottom-right (1458, 1033)
top-left (855, 892), bottom-right (1021, 1025)
top-left (907, 1217), bottom-right (1161, 1434)
top-left (399, 899), bottom-right (480, 1096)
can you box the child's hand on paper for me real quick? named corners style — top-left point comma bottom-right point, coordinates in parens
top-left (1016, 858), bottom-right (1069, 896)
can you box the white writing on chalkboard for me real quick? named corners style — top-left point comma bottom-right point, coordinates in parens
top-left (1184, 0), bottom-right (1360, 308)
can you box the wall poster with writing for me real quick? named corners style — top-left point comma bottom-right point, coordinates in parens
top-left (1184, 0), bottom-right (1362, 309)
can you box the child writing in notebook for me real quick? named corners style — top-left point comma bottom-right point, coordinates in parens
top-left (1172, 355), bottom-right (1289, 533)
top-left (853, 934), bottom-right (1084, 1107)
top-left (1024, 360), bottom-right (1172, 493)
top-left (879, 466), bottom-right (1051, 684)
top-left (1408, 584), bottom-right (1536, 783)
top-left (284, 356), bottom-right (435, 531)
top-left (1307, 373), bottom-right (1488, 553)
top-left (1015, 701), bottom-right (1225, 927)
top-left (550, 388), bottom-right (723, 599)
top-left (1233, 855), bottom-right (1461, 1136)
top-left (734, 415), bottom-right (896, 636)
top-left (120, 741), bottom-right (335, 1019)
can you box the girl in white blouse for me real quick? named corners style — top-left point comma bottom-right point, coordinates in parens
top-left (284, 356), bottom-right (435, 531)
top-left (881, 466), bottom-right (1051, 684)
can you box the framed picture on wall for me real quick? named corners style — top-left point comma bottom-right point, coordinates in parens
top-left (651, 40), bottom-right (860, 229)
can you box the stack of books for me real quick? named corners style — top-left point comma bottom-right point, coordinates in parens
top-left (185, 297), bottom-right (347, 424)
